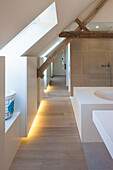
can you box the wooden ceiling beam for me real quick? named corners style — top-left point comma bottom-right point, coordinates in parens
top-left (59, 31), bottom-right (113, 38)
top-left (75, 18), bottom-right (90, 32)
top-left (37, 0), bottom-right (109, 78)
top-left (37, 38), bottom-right (73, 78)
top-left (82, 0), bottom-right (109, 25)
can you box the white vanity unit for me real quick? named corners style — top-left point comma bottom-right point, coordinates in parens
top-left (93, 110), bottom-right (113, 159)
top-left (73, 87), bottom-right (113, 142)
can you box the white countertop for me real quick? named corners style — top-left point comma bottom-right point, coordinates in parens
top-left (93, 110), bottom-right (113, 159)
top-left (73, 87), bottom-right (113, 104)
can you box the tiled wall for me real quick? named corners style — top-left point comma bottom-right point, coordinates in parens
top-left (70, 39), bottom-right (113, 95)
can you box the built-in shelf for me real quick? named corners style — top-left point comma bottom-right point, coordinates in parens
top-left (93, 110), bottom-right (113, 159)
top-left (5, 112), bottom-right (21, 133)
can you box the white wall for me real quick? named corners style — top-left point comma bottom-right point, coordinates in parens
top-left (40, 58), bottom-right (45, 101)
top-left (5, 113), bottom-right (21, 170)
top-left (53, 53), bottom-right (66, 76)
top-left (6, 55), bottom-right (37, 137)
top-left (44, 68), bottom-right (48, 89)
top-left (27, 57), bottom-right (37, 134)
top-left (0, 56), bottom-right (5, 170)
top-left (4, 55), bottom-right (37, 169)
top-left (37, 58), bottom-right (45, 107)
top-left (47, 65), bottom-right (51, 84)
top-left (44, 58), bottom-right (48, 89)
top-left (51, 62), bottom-right (54, 77)
top-left (66, 44), bottom-right (71, 92)
top-left (6, 55), bottom-right (27, 136)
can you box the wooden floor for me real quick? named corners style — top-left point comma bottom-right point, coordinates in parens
top-left (10, 76), bottom-right (88, 170)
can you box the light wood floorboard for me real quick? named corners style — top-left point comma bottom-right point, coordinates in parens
top-left (10, 76), bottom-right (88, 170)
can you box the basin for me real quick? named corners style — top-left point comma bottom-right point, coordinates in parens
top-left (94, 90), bottom-right (113, 101)
top-left (73, 87), bottom-right (113, 142)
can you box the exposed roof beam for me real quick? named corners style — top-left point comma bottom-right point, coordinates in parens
top-left (59, 31), bottom-right (113, 38)
top-left (82, 0), bottom-right (109, 25)
top-left (37, 38), bottom-right (72, 79)
top-left (37, 0), bottom-right (109, 78)
top-left (75, 18), bottom-right (90, 32)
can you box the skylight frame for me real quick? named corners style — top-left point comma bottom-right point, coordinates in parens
top-left (0, 2), bottom-right (58, 57)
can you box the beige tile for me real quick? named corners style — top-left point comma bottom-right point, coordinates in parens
top-left (71, 74), bottom-right (83, 87)
top-left (71, 52), bottom-right (82, 74)
top-left (107, 39), bottom-right (113, 51)
top-left (88, 73), bottom-right (107, 80)
top-left (88, 51), bottom-right (106, 74)
top-left (88, 39), bottom-right (107, 51)
top-left (81, 39), bottom-right (88, 51)
top-left (88, 79), bottom-right (107, 87)
top-left (81, 51), bottom-right (88, 74)
top-left (82, 75), bottom-right (89, 86)
top-left (71, 39), bottom-right (81, 51)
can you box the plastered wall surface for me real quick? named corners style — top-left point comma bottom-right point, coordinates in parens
top-left (47, 65), bottom-right (51, 84)
top-left (5, 54), bottom-right (27, 136)
top-left (53, 53), bottom-right (66, 76)
top-left (27, 57), bottom-right (37, 134)
top-left (0, 57), bottom-right (5, 170)
top-left (70, 39), bottom-right (113, 95)
top-left (37, 58), bottom-right (45, 107)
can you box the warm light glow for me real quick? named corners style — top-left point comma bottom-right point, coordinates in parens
top-left (22, 85), bottom-right (52, 142)
top-left (22, 100), bottom-right (45, 141)
top-left (44, 85), bottom-right (51, 93)
top-left (96, 25), bottom-right (99, 29)
top-left (44, 89), bottom-right (48, 93)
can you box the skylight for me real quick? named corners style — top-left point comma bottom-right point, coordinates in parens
top-left (0, 2), bottom-right (57, 57)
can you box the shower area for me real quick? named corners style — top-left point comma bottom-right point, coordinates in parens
top-left (87, 39), bottom-right (112, 87)
top-left (70, 38), bottom-right (113, 95)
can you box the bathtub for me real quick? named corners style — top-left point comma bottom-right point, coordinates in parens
top-left (72, 87), bottom-right (113, 142)
top-left (94, 90), bottom-right (113, 101)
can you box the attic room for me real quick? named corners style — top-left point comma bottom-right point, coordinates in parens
top-left (0, 0), bottom-right (113, 170)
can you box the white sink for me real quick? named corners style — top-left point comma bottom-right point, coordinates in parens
top-left (94, 90), bottom-right (113, 101)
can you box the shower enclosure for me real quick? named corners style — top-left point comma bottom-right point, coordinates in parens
top-left (70, 38), bottom-right (113, 94)
top-left (88, 39), bottom-right (112, 87)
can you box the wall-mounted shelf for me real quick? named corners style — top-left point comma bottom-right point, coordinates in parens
top-left (5, 112), bottom-right (21, 133)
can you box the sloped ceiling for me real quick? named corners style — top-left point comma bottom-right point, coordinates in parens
top-left (0, 0), bottom-right (113, 57)
top-left (25, 0), bottom-right (113, 56)
top-left (0, 0), bottom-right (53, 50)
top-left (92, 0), bottom-right (113, 22)
top-left (0, 0), bottom-right (94, 53)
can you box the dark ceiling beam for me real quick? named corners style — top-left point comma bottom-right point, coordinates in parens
top-left (37, 0), bottom-right (109, 78)
top-left (75, 18), bottom-right (90, 32)
top-left (59, 31), bottom-right (113, 38)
